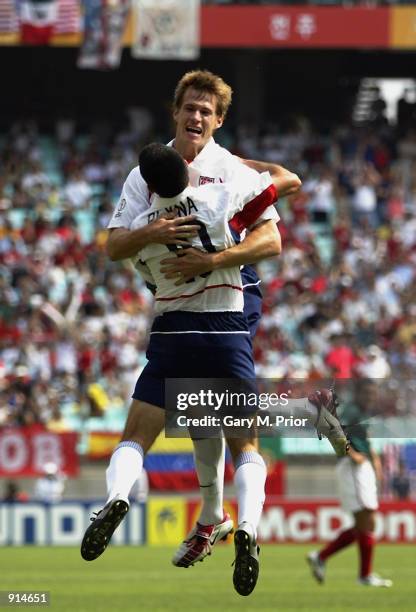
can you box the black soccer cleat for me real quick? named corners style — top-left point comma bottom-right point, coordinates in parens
top-left (232, 523), bottom-right (260, 596)
top-left (81, 497), bottom-right (129, 561)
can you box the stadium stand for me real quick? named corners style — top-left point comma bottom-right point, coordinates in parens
top-left (1, 115), bottom-right (416, 376)
top-left (1, 101), bottom-right (416, 493)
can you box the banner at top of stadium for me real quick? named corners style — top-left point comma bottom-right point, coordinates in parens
top-left (1, 5), bottom-right (416, 49)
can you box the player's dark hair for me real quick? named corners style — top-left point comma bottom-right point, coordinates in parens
top-left (139, 143), bottom-right (188, 198)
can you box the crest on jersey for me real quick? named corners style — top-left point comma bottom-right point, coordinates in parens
top-left (114, 198), bottom-right (126, 217)
top-left (199, 176), bottom-right (215, 186)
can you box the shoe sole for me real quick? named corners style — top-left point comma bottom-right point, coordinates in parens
top-left (81, 500), bottom-right (129, 561)
top-left (318, 397), bottom-right (349, 458)
top-left (173, 523), bottom-right (234, 567)
top-left (306, 555), bottom-right (324, 584)
top-left (233, 530), bottom-right (259, 596)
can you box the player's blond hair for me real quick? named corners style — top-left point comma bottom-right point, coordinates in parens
top-left (173, 70), bottom-right (233, 119)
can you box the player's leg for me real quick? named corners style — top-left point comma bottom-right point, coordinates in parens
top-left (184, 278), bottom-right (261, 535)
top-left (192, 436), bottom-right (226, 525)
top-left (227, 434), bottom-right (265, 597)
top-left (355, 509), bottom-right (376, 582)
top-left (172, 435), bottom-right (234, 568)
top-left (173, 308), bottom-right (255, 568)
top-left (307, 454), bottom-right (357, 582)
top-left (105, 399), bottom-right (165, 502)
top-left (307, 527), bottom-right (357, 584)
top-left (355, 509), bottom-right (392, 587)
top-left (349, 459), bottom-right (391, 586)
top-left (81, 400), bottom-right (164, 561)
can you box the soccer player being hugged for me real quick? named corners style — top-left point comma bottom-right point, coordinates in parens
top-left (104, 70), bottom-right (299, 568)
top-left (101, 71), bottom-right (347, 584)
top-left (307, 380), bottom-right (393, 588)
top-left (81, 144), bottom-right (349, 597)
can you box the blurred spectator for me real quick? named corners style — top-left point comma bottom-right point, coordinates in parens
top-left (390, 462), bottom-right (410, 500)
top-left (303, 167), bottom-right (336, 224)
top-left (356, 345), bottom-right (391, 378)
top-left (325, 333), bottom-right (357, 379)
top-left (1, 112), bottom-right (416, 437)
top-left (63, 170), bottom-right (93, 209)
top-left (351, 163), bottom-right (381, 228)
top-left (3, 480), bottom-right (29, 502)
top-left (33, 462), bottom-right (66, 503)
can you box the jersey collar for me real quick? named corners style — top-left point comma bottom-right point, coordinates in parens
top-left (152, 187), bottom-right (191, 208)
top-left (168, 137), bottom-right (217, 166)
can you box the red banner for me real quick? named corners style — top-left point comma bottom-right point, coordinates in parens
top-left (201, 6), bottom-right (389, 49)
top-left (0, 4), bottom-right (404, 49)
top-left (0, 426), bottom-right (79, 476)
top-left (187, 499), bottom-right (416, 543)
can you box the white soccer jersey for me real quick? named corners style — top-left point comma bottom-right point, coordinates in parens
top-left (107, 138), bottom-right (279, 231)
top-left (131, 172), bottom-right (277, 314)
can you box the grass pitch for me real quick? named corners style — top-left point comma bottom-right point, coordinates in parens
top-left (1, 544), bottom-right (410, 612)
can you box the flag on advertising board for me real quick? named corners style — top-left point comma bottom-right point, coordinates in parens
top-left (20, 0), bottom-right (57, 44)
top-left (1, 0), bottom-right (79, 39)
top-left (0, 0), bottom-right (18, 34)
top-left (131, 0), bottom-right (200, 61)
top-left (54, 0), bottom-right (80, 34)
top-left (77, 0), bottom-right (129, 70)
top-left (0, 426), bottom-right (79, 476)
top-left (86, 431), bottom-right (234, 491)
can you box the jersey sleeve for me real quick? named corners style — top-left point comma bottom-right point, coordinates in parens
top-left (249, 205), bottom-right (279, 228)
top-left (227, 171), bottom-right (278, 233)
top-left (107, 166), bottom-right (149, 230)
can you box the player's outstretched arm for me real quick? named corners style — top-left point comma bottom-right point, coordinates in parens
top-left (160, 220), bottom-right (281, 285)
top-left (107, 216), bottom-right (199, 261)
top-left (211, 219), bottom-right (281, 267)
top-left (240, 158), bottom-right (302, 196)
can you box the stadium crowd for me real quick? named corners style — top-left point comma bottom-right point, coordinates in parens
top-left (0, 108), bottom-right (416, 430)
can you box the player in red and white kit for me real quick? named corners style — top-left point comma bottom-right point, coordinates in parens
top-left (307, 381), bottom-right (392, 588)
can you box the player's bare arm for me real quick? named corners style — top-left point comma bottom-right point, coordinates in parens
top-left (107, 215), bottom-right (200, 261)
top-left (241, 158), bottom-right (302, 196)
top-left (161, 220), bottom-right (281, 284)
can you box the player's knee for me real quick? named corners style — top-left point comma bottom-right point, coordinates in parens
top-left (354, 509), bottom-right (375, 533)
top-left (121, 400), bottom-right (165, 453)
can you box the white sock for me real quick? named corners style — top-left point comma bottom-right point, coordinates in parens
top-left (105, 441), bottom-right (144, 504)
top-left (193, 438), bottom-right (225, 525)
top-left (234, 451), bottom-right (266, 539)
top-left (270, 398), bottom-right (318, 426)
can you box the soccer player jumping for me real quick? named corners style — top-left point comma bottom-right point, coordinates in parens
top-left (81, 143), bottom-right (349, 597)
top-left (105, 70), bottom-right (298, 568)
top-left (104, 71), bottom-right (345, 573)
